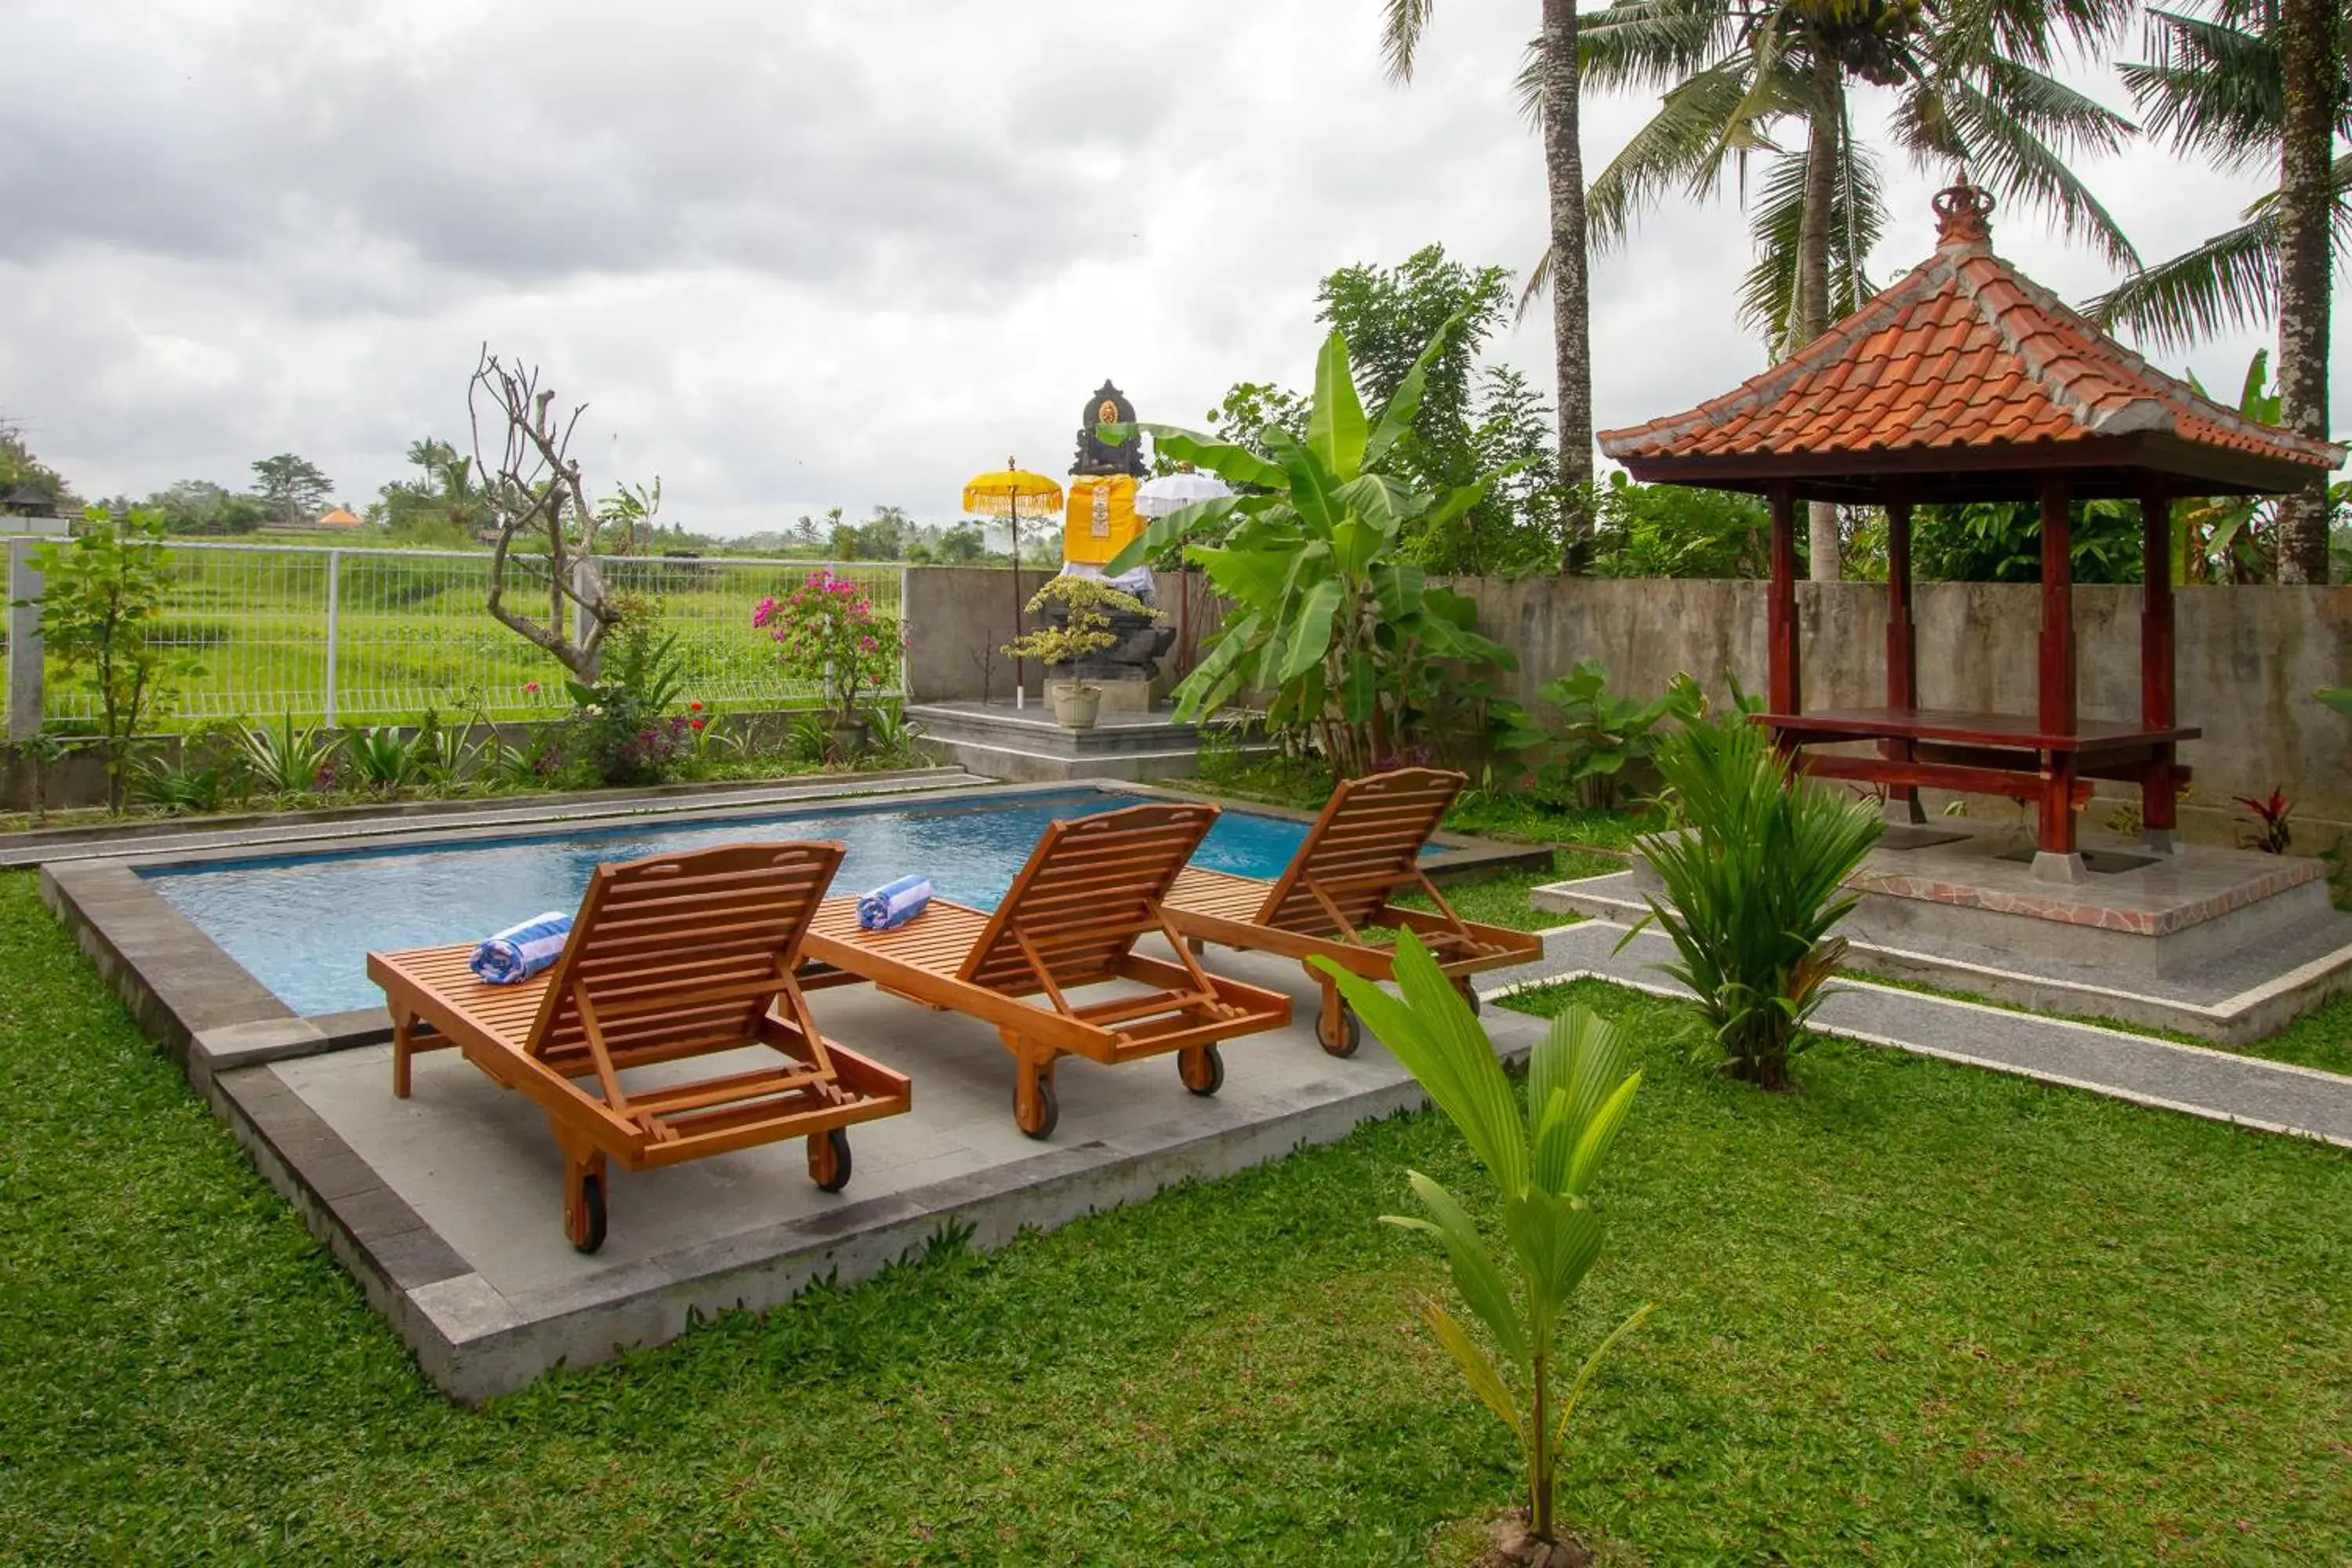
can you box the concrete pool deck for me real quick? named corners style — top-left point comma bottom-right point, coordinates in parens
top-left (32, 775), bottom-right (1551, 1403)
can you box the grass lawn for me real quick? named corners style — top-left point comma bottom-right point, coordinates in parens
top-left (4, 869), bottom-right (2349, 1563)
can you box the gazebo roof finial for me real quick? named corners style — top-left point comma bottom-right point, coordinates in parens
top-left (1932, 177), bottom-right (1995, 249)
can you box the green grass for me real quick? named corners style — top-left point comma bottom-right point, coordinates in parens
top-left (1401, 850), bottom-right (1617, 932)
top-left (4, 873), bottom-right (2350, 1563)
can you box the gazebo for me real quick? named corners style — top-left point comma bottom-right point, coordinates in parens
top-left (1599, 183), bottom-right (2343, 882)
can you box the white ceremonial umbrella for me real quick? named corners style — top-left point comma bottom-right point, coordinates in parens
top-left (1134, 466), bottom-right (1234, 517)
top-left (1134, 467), bottom-right (1234, 677)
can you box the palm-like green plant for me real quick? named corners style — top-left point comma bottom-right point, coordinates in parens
top-left (343, 728), bottom-right (423, 793)
top-left (1316, 934), bottom-right (1651, 1556)
top-left (1632, 713), bottom-right (1882, 1090)
top-left (239, 714), bottom-right (339, 795)
top-left (1105, 325), bottom-right (1516, 778)
top-left (2090, 0), bottom-right (2349, 583)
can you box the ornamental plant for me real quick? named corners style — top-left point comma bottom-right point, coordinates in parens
top-left (1631, 713), bottom-right (1882, 1091)
top-left (1002, 577), bottom-right (1161, 689)
top-left (1103, 324), bottom-right (1516, 779)
top-left (1316, 935), bottom-right (1651, 1560)
top-left (753, 569), bottom-right (906, 730)
top-left (27, 508), bottom-right (191, 811)
top-left (561, 617), bottom-right (692, 786)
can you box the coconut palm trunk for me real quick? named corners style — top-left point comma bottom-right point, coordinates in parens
top-left (1541, 0), bottom-right (1596, 572)
top-left (1799, 60), bottom-right (1845, 581)
top-left (2275, 0), bottom-right (2338, 584)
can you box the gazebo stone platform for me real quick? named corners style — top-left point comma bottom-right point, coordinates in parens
top-left (1534, 821), bottom-right (2352, 1044)
top-left (908, 700), bottom-right (1265, 783)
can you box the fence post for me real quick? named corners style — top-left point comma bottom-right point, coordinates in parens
top-left (6, 537), bottom-right (43, 740)
top-left (323, 548), bottom-right (341, 728)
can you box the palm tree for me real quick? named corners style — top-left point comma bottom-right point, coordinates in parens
top-left (1382, 1), bottom-right (1599, 573)
top-left (1573, 0), bottom-right (2140, 579)
top-left (2090, 2), bottom-right (2347, 584)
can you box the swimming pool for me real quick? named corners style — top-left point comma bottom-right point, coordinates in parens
top-left (143, 787), bottom-right (1346, 1017)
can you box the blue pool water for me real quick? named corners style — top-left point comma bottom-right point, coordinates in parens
top-left (144, 789), bottom-right (1340, 1017)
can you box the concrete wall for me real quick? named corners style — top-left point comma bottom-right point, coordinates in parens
top-left (902, 567), bottom-right (1222, 704)
top-left (1460, 575), bottom-right (2352, 833)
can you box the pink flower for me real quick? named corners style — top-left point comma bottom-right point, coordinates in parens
top-left (523, 681), bottom-right (541, 695)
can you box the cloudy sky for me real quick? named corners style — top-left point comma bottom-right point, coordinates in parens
top-left (2, 0), bottom-right (2334, 535)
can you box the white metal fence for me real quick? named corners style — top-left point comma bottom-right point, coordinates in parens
top-left (9, 542), bottom-right (905, 728)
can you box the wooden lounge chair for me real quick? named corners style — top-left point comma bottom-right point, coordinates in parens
top-left (366, 842), bottom-right (912, 1254)
top-left (1162, 767), bottom-right (1543, 1055)
top-left (798, 801), bottom-right (1291, 1139)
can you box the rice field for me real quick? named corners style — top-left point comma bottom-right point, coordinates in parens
top-left (23, 543), bottom-right (903, 728)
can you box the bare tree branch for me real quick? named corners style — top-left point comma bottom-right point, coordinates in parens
top-left (467, 346), bottom-right (621, 683)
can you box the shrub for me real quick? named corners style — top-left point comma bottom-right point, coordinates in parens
top-left (1633, 715), bottom-right (1882, 1091)
top-left (1513, 659), bottom-right (1703, 811)
top-left (561, 619), bottom-right (692, 786)
top-left (1316, 935), bottom-right (1651, 1559)
top-left (28, 509), bottom-right (191, 811)
top-left (753, 570), bottom-right (905, 730)
top-left (241, 715), bottom-right (339, 796)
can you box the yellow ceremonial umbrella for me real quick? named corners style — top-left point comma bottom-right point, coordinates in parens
top-left (961, 458), bottom-right (1065, 696)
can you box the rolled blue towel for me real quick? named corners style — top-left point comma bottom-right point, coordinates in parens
top-left (470, 911), bottom-right (572, 985)
top-left (856, 874), bottom-right (932, 932)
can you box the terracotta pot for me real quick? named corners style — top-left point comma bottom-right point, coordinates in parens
top-left (1049, 682), bottom-right (1103, 731)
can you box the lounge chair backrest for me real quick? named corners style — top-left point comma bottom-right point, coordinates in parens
top-left (527, 841), bottom-right (845, 1071)
top-left (1254, 767), bottom-right (1465, 935)
top-left (960, 802), bottom-right (1218, 995)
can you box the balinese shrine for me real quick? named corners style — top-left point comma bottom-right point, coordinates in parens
top-left (1559, 183), bottom-right (2352, 1040)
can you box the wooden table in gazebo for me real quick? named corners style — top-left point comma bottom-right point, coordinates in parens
top-left (1599, 183), bottom-right (2343, 882)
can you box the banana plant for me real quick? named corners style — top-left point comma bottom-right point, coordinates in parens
top-left (1316, 935), bottom-right (1652, 1553)
top-left (1105, 323), bottom-right (1516, 778)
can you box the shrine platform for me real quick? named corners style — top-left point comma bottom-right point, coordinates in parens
top-left (1533, 818), bottom-right (2352, 1043)
top-left (907, 700), bottom-right (1264, 783)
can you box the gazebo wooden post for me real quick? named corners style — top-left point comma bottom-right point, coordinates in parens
top-left (1766, 481), bottom-right (1801, 731)
top-left (2035, 472), bottom-right (2083, 879)
top-left (1881, 483), bottom-right (1924, 822)
top-left (2140, 476), bottom-right (2179, 854)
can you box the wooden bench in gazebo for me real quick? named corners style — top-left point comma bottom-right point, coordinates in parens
top-left (1599, 182), bottom-right (2344, 882)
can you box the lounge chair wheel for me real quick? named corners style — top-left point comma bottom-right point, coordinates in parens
top-left (1178, 1043), bottom-right (1224, 1097)
top-left (1186, 936), bottom-right (1207, 956)
top-left (1318, 1003), bottom-right (1363, 1058)
top-left (572, 1173), bottom-right (607, 1255)
top-left (1017, 1076), bottom-right (1059, 1139)
top-left (811, 1127), bottom-right (853, 1193)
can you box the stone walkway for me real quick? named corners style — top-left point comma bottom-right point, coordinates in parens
top-left (1485, 920), bottom-right (2352, 1151)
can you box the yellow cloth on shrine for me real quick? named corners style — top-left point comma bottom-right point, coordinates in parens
top-left (1062, 475), bottom-right (1143, 566)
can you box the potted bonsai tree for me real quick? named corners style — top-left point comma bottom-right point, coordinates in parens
top-left (1003, 576), bottom-right (1161, 731)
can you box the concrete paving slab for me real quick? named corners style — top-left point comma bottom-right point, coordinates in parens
top-left (1500, 920), bottom-right (2352, 1150)
top-left (237, 941), bottom-right (1525, 1402)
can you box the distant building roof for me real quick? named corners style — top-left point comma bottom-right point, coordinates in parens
top-left (314, 507), bottom-right (363, 528)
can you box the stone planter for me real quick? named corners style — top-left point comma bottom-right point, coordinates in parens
top-left (826, 720), bottom-right (869, 760)
top-left (1049, 682), bottom-right (1104, 731)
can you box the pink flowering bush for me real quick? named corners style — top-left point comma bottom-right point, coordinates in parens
top-left (753, 571), bottom-right (906, 728)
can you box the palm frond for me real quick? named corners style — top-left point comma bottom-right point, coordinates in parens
top-left (1576, 0), bottom-right (1737, 95)
top-left (1586, 58), bottom-right (1771, 251)
top-left (1965, 55), bottom-right (2137, 155)
top-left (1735, 143), bottom-right (1886, 352)
top-left (2085, 151), bottom-right (2352, 345)
top-left (2084, 210), bottom-right (2278, 347)
top-left (2122, 8), bottom-right (2281, 165)
top-left (1380, 0), bottom-right (1438, 84)
top-left (1934, 74), bottom-right (2141, 270)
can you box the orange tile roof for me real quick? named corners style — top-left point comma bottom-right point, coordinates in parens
top-left (1599, 186), bottom-right (2343, 485)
